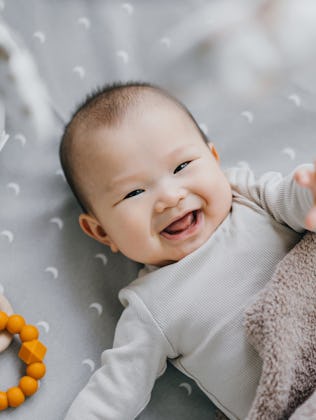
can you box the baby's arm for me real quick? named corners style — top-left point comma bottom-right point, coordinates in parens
top-left (65, 291), bottom-right (176, 420)
top-left (294, 161), bottom-right (316, 230)
top-left (227, 163), bottom-right (316, 232)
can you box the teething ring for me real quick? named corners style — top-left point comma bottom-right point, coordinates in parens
top-left (0, 311), bottom-right (47, 410)
top-left (0, 294), bottom-right (14, 352)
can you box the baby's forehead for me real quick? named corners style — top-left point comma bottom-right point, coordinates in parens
top-left (73, 97), bottom-right (206, 198)
top-left (85, 96), bottom-right (190, 142)
top-left (74, 92), bottom-right (201, 174)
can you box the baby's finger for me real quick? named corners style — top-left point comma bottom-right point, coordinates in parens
top-left (294, 169), bottom-right (314, 188)
top-left (305, 206), bottom-right (316, 231)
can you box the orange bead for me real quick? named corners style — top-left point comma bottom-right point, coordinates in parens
top-left (0, 391), bottom-right (8, 410)
top-left (20, 325), bottom-right (39, 342)
top-left (0, 312), bottom-right (8, 331)
top-left (18, 340), bottom-right (47, 364)
top-left (19, 376), bottom-right (38, 397)
top-left (26, 362), bottom-right (46, 379)
top-left (6, 314), bottom-right (25, 334)
top-left (7, 387), bottom-right (25, 407)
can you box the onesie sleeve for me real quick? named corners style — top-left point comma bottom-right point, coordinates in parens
top-left (226, 164), bottom-right (315, 233)
top-left (64, 289), bottom-right (176, 420)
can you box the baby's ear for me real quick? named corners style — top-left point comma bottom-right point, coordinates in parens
top-left (78, 214), bottom-right (119, 252)
top-left (208, 142), bottom-right (220, 162)
top-left (79, 213), bottom-right (106, 240)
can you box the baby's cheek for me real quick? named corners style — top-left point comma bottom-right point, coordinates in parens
top-left (119, 214), bottom-right (143, 241)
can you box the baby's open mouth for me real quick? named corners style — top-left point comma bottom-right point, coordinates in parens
top-left (164, 211), bottom-right (197, 234)
top-left (161, 210), bottom-right (200, 240)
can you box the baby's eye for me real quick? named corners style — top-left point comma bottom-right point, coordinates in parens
top-left (124, 189), bottom-right (145, 199)
top-left (174, 161), bottom-right (191, 174)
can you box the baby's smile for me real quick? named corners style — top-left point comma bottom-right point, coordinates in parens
top-left (160, 209), bottom-right (203, 241)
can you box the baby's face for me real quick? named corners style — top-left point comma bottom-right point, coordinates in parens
top-left (78, 100), bottom-right (232, 266)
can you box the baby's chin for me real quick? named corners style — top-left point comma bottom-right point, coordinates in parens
top-left (148, 236), bottom-right (212, 268)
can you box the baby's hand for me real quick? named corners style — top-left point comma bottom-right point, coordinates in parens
top-left (294, 161), bottom-right (316, 231)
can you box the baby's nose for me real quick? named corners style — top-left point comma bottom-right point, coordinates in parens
top-left (154, 185), bottom-right (187, 213)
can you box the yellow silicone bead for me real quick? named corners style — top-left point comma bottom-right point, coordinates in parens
top-left (0, 311), bottom-right (9, 331)
top-left (19, 340), bottom-right (47, 364)
top-left (6, 315), bottom-right (25, 334)
top-left (0, 312), bottom-right (47, 411)
top-left (7, 387), bottom-right (25, 407)
top-left (19, 376), bottom-right (38, 397)
top-left (20, 325), bottom-right (39, 342)
top-left (26, 362), bottom-right (46, 380)
top-left (0, 392), bottom-right (8, 410)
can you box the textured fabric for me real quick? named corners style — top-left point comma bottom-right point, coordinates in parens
top-left (2, 3), bottom-right (316, 420)
top-left (65, 165), bottom-right (314, 420)
top-left (244, 232), bottom-right (316, 419)
top-left (65, 296), bottom-right (176, 419)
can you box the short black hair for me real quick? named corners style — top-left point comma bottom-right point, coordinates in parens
top-left (59, 81), bottom-right (209, 214)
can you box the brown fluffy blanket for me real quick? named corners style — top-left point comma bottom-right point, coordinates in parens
top-left (244, 232), bottom-right (316, 420)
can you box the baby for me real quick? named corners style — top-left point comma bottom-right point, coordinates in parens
top-left (59, 82), bottom-right (316, 420)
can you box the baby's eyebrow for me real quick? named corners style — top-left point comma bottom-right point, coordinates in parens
top-left (106, 172), bottom-right (146, 193)
top-left (107, 144), bottom-right (197, 192)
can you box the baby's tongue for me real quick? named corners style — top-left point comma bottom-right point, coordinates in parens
top-left (165, 212), bottom-right (194, 233)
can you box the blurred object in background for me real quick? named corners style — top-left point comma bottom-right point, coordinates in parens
top-left (0, 100), bottom-right (10, 152)
top-left (0, 16), bottom-right (55, 141)
top-left (160, 0), bottom-right (316, 96)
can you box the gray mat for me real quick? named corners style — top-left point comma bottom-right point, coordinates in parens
top-left (1, 1), bottom-right (316, 419)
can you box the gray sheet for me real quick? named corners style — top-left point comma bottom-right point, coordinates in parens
top-left (1, 1), bottom-right (316, 419)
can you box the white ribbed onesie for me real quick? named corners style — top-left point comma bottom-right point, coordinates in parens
top-left (65, 164), bottom-right (315, 420)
